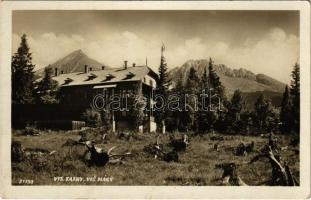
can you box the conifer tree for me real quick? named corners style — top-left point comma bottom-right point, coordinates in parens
top-left (290, 63), bottom-right (300, 134)
top-left (207, 58), bottom-right (226, 132)
top-left (197, 67), bottom-right (210, 133)
top-left (229, 89), bottom-right (243, 121)
top-left (155, 43), bottom-right (171, 131)
top-left (131, 83), bottom-right (147, 131)
top-left (35, 67), bottom-right (59, 104)
top-left (12, 34), bottom-right (35, 104)
top-left (201, 67), bottom-right (209, 90)
top-left (158, 54), bottom-right (170, 93)
top-left (184, 67), bottom-right (200, 131)
top-left (169, 73), bottom-right (188, 131)
top-left (185, 67), bottom-right (200, 92)
top-left (208, 58), bottom-right (224, 98)
top-left (254, 94), bottom-right (273, 133)
top-left (280, 85), bottom-right (292, 133)
top-left (228, 90), bottom-right (244, 133)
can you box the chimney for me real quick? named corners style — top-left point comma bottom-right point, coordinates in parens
top-left (54, 68), bottom-right (58, 76)
top-left (102, 66), bottom-right (105, 70)
top-left (124, 60), bottom-right (128, 69)
top-left (84, 65), bottom-right (88, 73)
top-left (89, 67), bottom-right (92, 72)
top-left (132, 63), bottom-right (136, 67)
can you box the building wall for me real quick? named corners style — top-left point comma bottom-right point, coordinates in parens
top-left (59, 81), bottom-right (140, 106)
top-left (143, 74), bottom-right (157, 88)
top-left (12, 104), bottom-right (89, 129)
top-left (57, 73), bottom-right (158, 132)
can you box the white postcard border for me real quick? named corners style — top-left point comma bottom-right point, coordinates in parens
top-left (0, 1), bottom-right (310, 199)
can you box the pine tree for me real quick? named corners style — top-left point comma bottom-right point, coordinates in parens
top-left (222, 89), bottom-right (244, 134)
top-left (290, 63), bottom-right (300, 134)
top-left (208, 58), bottom-right (224, 98)
top-left (207, 58), bottom-right (226, 132)
top-left (131, 83), bottom-right (147, 131)
top-left (184, 67), bottom-right (200, 131)
top-left (157, 43), bottom-right (170, 97)
top-left (197, 67), bottom-right (210, 133)
top-left (35, 67), bottom-right (59, 104)
top-left (290, 63), bottom-right (300, 106)
top-left (185, 67), bottom-right (200, 92)
top-left (12, 34), bottom-right (35, 104)
top-left (280, 85), bottom-right (292, 133)
top-left (169, 73), bottom-right (188, 131)
top-left (201, 67), bottom-right (209, 90)
top-left (254, 94), bottom-right (273, 133)
top-left (158, 55), bottom-right (170, 93)
top-left (155, 44), bottom-right (171, 131)
top-left (229, 89), bottom-right (243, 121)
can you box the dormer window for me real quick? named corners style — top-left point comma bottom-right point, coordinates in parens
top-left (63, 78), bottom-right (73, 85)
top-left (123, 72), bottom-right (135, 80)
top-left (102, 74), bottom-right (115, 82)
top-left (85, 73), bottom-right (97, 81)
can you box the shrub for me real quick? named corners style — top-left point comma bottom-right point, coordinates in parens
top-left (81, 109), bottom-right (102, 127)
top-left (23, 126), bottom-right (40, 136)
top-left (38, 94), bottom-right (59, 104)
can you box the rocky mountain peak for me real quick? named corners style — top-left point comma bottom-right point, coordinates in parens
top-left (169, 59), bottom-right (286, 95)
top-left (35, 49), bottom-right (109, 77)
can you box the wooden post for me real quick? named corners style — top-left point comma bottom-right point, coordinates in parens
top-left (162, 120), bottom-right (166, 134)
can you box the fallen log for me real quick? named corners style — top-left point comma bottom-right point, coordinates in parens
top-left (250, 145), bottom-right (298, 186)
top-left (83, 141), bottom-right (131, 167)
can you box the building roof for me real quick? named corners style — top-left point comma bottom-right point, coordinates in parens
top-left (51, 66), bottom-right (158, 87)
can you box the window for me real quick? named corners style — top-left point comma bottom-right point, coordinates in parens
top-left (123, 72), bottom-right (135, 80)
top-left (104, 74), bottom-right (115, 82)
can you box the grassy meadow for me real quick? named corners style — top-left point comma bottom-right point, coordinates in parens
top-left (11, 129), bottom-right (299, 186)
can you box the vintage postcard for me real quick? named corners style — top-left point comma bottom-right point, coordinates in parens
top-left (0, 1), bottom-right (310, 199)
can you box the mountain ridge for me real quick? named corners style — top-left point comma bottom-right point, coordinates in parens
top-left (169, 59), bottom-right (286, 95)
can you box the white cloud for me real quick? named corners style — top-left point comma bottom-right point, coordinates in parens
top-left (12, 33), bottom-right (85, 68)
top-left (12, 27), bottom-right (298, 83)
top-left (224, 28), bottom-right (299, 83)
top-left (167, 27), bottom-right (298, 83)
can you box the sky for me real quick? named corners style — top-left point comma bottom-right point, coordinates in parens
top-left (12, 10), bottom-right (299, 83)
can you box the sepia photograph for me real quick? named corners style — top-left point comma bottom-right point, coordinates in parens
top-left (0, 1), bottom-right (310, 199)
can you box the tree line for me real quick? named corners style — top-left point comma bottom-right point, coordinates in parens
top-left (155, 55), bottom-right (300, 136)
